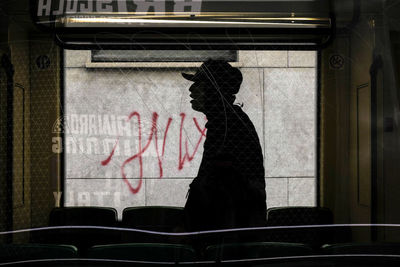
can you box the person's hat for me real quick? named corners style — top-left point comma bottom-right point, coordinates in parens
top-left (182, 59), bottom-right (243, 95)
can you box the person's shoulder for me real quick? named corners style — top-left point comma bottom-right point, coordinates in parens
top-left (232, 104), bottom-right (245, 114)
top-left (231, 105), bottom-right (260, 138)
top-left (232, 104), bottom-right (251, 123)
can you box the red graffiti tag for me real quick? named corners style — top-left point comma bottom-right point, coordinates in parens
top-left (101, 138), bottom-right (119, 166)
top-left (178, 113), bottom-right (207, 170)
top-left (101, 112), bottom-right (206, 194)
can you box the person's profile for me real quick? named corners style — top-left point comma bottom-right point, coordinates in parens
top-left (182, 59), bottom-right (267, 231)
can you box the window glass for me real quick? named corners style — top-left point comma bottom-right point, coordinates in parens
top-left (91, 50), bottom-right (238, 62)
top-left (64, 50), bottom-right (317, 218)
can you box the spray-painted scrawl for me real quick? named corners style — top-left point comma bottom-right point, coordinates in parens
top-left (62, 111), bottom-right (207, 194)
top-left (100, 111), bottom-right (206, 194)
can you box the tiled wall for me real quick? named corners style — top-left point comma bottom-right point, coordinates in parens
top-left (238, 51), bottom-right (317, 208)
top-left (64, 50), bottom-right (316, 218)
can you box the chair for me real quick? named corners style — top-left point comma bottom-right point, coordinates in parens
top-left (33, 207), bottom-right (119, 255)
top-left (122, 206), bottom-right (184, 230)
top-left (322, 242), bottom-right (400, 255)
top-left (205, 242), bottom-right (313, 261)
top-left (49, 207), bottom-right (118, 226)
top-left (0, 244), bottom-right (77, 264)
top-left (267, 207), bottom-right (333, 226)
top-left (265, 207), bottom-right (334, 248)
top-left (321, 243), bottom-right (400, 266)
top-left (121, 206), bottom-right (184, 243)
top-left (88, 243), bottom-right (196, 263)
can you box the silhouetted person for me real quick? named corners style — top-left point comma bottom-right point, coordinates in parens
top-left (182, 60), bottom-right (266, 231)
